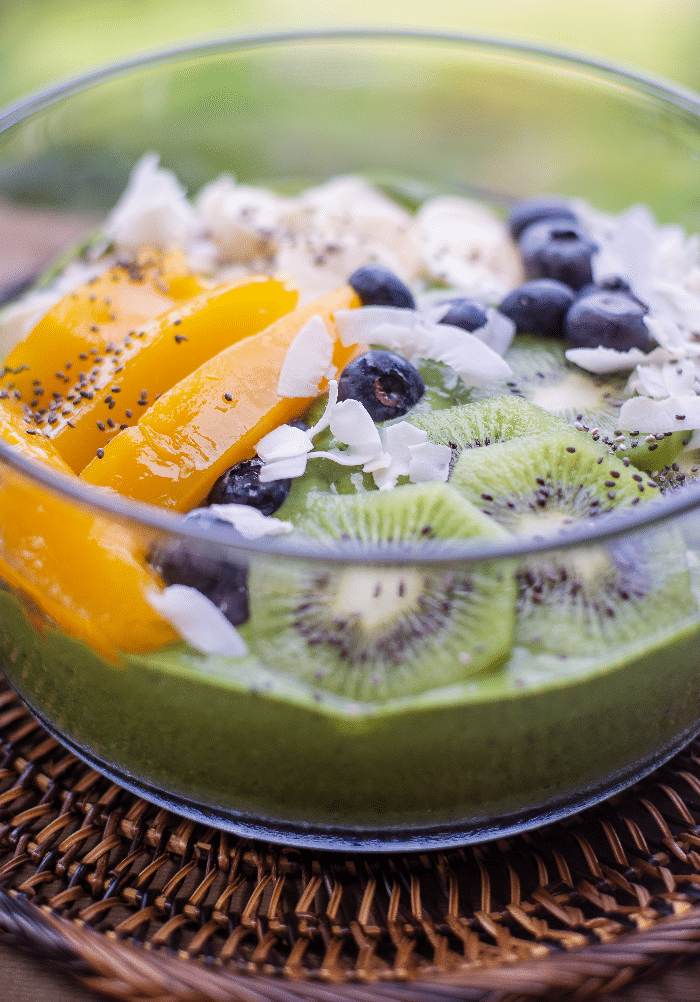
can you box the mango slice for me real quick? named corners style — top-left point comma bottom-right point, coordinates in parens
top-left (81, 286), bottom-right (361, 511)
top-left (0, 396), bottom-right (72, 473)
top-left (36, 276), bottom-right (297, 473)
top-left (2, 248), bottom-right (203, 410)
top-left (0, 399), bottom-right (176, 657)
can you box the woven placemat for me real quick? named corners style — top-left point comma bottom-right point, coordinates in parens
top-left (3, 677), bottom-right (700, 1001)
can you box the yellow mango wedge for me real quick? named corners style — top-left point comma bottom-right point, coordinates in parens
top-left (0, 398), bottom-right (177, 658)
top-left (2, 248), bottom-right (203, 409)
top-left (37, 276), bottom-right (297, 473)
top-left (81, 286), bottom-right (361, 511)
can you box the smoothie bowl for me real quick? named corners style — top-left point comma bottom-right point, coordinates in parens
top-left (2, 32), bottom-right (700, 851)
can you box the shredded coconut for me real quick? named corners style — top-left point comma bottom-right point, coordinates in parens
top-left (276, 314), bottom-right (335, 397)
top-left (204, 504), bottom-right (293, 539)
top-left (103, 154), bottom-right (200, 253)
top-left (146, 585), bottom-right (249, 657)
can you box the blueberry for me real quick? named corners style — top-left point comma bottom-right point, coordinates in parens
top-left (508, 196), bottom-right (578, 241)
top-left (518, 219), bottom-right (598, 290)
top-left (348, 264), bottom-right (415, 309)
top-left (498, 279), bottom-right (575, 338)
top-left (575, 277), bottom-right (647, 312)
top-left (337, 349), bottom-right (424, 421)
top-left (208, 456), bottom-right (291, 516)
top-left (577, 275), bottom-right (633, 297)
top-left (438, 298), bottom-right (488, 332)
top-left (151, 508), bottom-right (249, 626)
top-left (564, 289), bottom-right (653, 353)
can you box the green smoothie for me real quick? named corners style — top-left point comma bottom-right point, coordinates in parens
top-left (2, 578), bottom-right (700, 846)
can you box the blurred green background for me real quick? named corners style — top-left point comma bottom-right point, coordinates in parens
top-left (1, 0), bottom-right (700, 109)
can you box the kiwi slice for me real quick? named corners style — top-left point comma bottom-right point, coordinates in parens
top-left (245, 482), bottom-right (516, 701)
top-left (472, 335), bottom-right (689, 472)
top-left (451, 432), bottom-right (695, 654)
top-left (655, 449), bottom-right (700, 493)
top-left (513, 530), bottom-right (696, 655)
top-left (409, 395), bottom-right (568, 471)
top-left (451, 431), bottom-right (652, 532)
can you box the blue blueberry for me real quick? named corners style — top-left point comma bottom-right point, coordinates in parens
top-left (564, 289), bottom-right (652, 352)
top-left (498, 279), bottom-right (575, 338)
top-left (208, 457), bottom-right (291, 516)
top-left (508, 196), bottom-right (578, 241)
top-left (337, 349), bottom-right (424, 421)
top-left (152, 508), bottom-right (249, 626)
top-left (438, 298), bottom-right (488, 332)
top-left (518, 220), bottom-right (598, 290)
top-left (348, 264), bottom-right (415, 309)
top-left (575, 277), bottom-right (647, 312)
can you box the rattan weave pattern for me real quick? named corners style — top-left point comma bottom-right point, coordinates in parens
top-left (3, 677), bottom-right (700, 1001)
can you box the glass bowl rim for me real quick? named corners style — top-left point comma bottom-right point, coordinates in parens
top-left (3, 26), bottom-right (700, 566)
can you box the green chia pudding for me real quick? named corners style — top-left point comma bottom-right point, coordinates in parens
top-left (2, 161), bottom-right (700, 847)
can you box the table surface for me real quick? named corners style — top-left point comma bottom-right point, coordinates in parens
top-left (1, 201), bottom-right (699, 1002)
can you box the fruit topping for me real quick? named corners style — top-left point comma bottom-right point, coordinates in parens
top-left (518, 219), bottom-right (598, 290)
top-left (348, 264), bottom-right (415, 309)
top-left (452, 432), bottom-right (648, 531)
top-left (472, 335), bottom-right (688, 471)
top-left (564, 288), bottom-right (652, 353)
top-left (498, 279), bottom-right (576, 338)
top-left (80, 285), bottom-right (361, 510)
top-left (409, 396), bottom-right (567, 470)
top-left (150, 508), bottom-right (249, 627)
top-left (208, 457), bottom-right (291, 515)
top-left (337, 349), bottom-right (424, 421)
top-left (436, 298), bottom-right (488, 332)
top-left (507, 195), bottom-right (578, 241)
top-left (1, 249), bottom-right (203, 410)
top-left (450, 432), bottom-right (694, 655)
top-left (245, 482), bottom-right (515, 700)
top-left (10, 275), bottom-right (298, 473)
top-left (512, 529), bottom-right (696, 656)
top-left (0, 426), bottom-right (176, 656)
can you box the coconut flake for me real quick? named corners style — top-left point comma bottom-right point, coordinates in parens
top-left (632, 364), bottom-right (672, 398)
top-left (272, 176), bottom-right (421, 304)
top-left (372, 422), bottom-right (426, 488)
top-left (334, 306), bottom-right (417, 347)
top-left (103, 154), bottom-right (199, 252)
top-left (480, 308), bottom-right (516, 357)
top-left (334, 308), bottom-right (512, 385)
top-left (205, 504), bottom-right (293, 538)
top-left (370, 422), bottom-right (450, 489)
top-left (146, 585), bottom-right (248, 657)
top-left (419, 323), bottom-right (512, 386)
top-left (407, 443), bottom-right (451, 484)
top-left (310, 398), bottom-right (386, 467)
top-left (618, 393), bottom-right (700, 433)
top-left (412, 196), bottom-right (524, 299)
top-left (195, 174), bottom-right (290, 260)
top-left (256, 424), bottom-right (314, 463)
top-left (277, 314), bottom-right (335, 397)
top-left (564, 345), bottom-right (654, 374)
top-left (306, 379), bottom-right (339, 438)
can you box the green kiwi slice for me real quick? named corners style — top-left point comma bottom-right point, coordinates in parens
top-left (409, 395), bottom-right (568, 471)
top-left (472, 335), bottom-right (689, 472)
top-left (245, 482), bottom-right (516, 702)
top-left (451, 432), bottom-right (695, 655)
top-left (655, 449), bottom-right (700, 493)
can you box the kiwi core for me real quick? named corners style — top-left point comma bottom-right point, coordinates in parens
top-left (331, 567), bottom-right (424, 634)
top-left (516, 510), bottom-right (575, 537)
top-left (528, 371), bottom-right (606, 415)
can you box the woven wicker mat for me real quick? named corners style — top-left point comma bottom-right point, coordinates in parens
top-left (4, 677), bottom-right (700, 1002)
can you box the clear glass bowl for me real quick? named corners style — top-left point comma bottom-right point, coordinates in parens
top-left (2, 30), bottom-right (700, 851)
